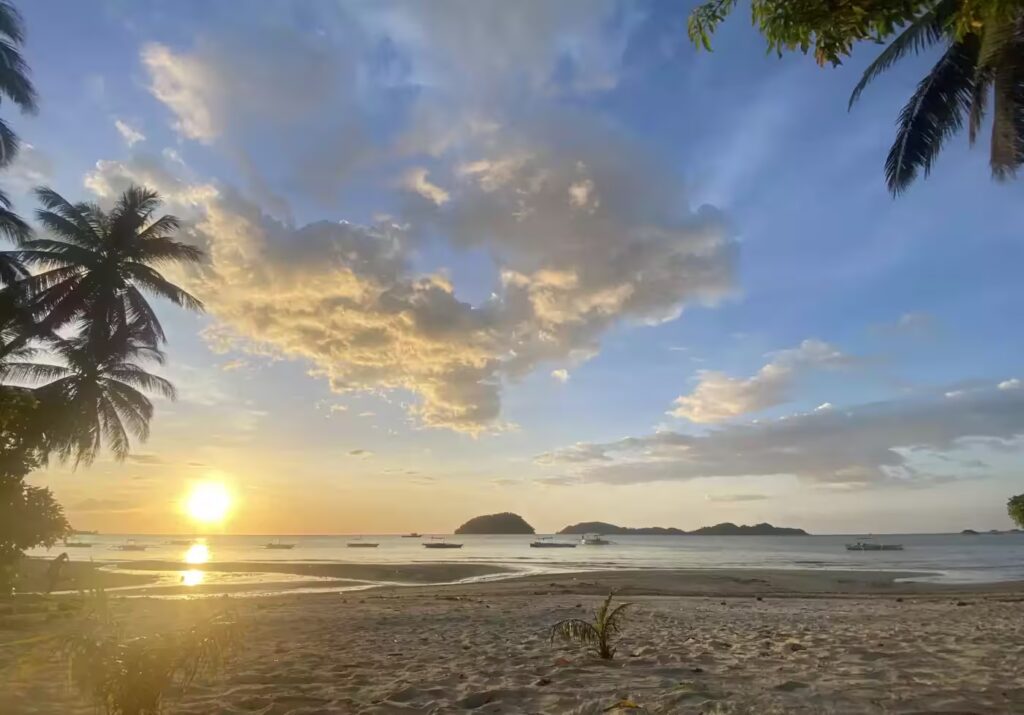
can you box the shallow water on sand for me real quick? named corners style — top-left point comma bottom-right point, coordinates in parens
top-left (30, 532), bottom-right (1024, 586)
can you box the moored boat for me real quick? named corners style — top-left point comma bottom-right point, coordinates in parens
top-left (113, 539), bottom-right (147, 551)
top-left (264, 539), bottom-right (296, 550)
top-left (423, 536), bottom-right (463, 549)
top-left (530, 537), bottom-right (577, 548)
top-left (580, 533), bottom-right (612, 545)
top-left (846, 537), bottom-right (903, 551)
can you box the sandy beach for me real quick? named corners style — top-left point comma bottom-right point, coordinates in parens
top-left (2, 567), bottom-right (1023, 714)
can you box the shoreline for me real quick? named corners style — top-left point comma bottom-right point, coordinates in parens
top-left (19, 558), bottom-right (1024, 598)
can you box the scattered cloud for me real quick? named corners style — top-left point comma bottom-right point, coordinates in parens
top-left (873, 311), bottom-right (936, 337)
top-left (705, 493), bottom-right (769, 502)
top-left (670, 339), bottom-right (853, 423)
top-left (70, 498), bottom-right (136, 513)
top-left (998, 378), bottom-right (1020, 391)
top-left (551, 369), bottom-right (570, 383)
top-left (537, 382), bottom-right (1024, 488)
top-left (5, 143), bottom-right (54, 192)
top-left (114, 119), bottom-right (146, 147)
top-left (400, 167), bottom-right (450, 205)
top-left (126, 453), bottom-right (166, 465)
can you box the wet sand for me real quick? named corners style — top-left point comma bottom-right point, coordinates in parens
top-left (2, 568), bottom-right (1023, 713)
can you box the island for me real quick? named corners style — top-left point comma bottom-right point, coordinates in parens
top-left (558, 521), bottom-right (807, 536)
top-left (961, 529), bottom-right (979, 535)
top-left (558, 521), bottom-right (687, 536)
top-left (455, 512), bottom-right (535, 534)
top-left (690, 522), bottom-right (807, 536)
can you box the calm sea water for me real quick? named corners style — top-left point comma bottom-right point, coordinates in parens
top-left (30, 532), bottom-right (1024, 586)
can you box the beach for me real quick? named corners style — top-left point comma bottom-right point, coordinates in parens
top-left (3, 567), bottom-right (1023, 714)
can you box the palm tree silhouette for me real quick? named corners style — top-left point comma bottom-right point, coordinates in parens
top-left (850, 0), bottom-right (1024, 194)
top-left (14, 186), bottom-right (204, 355)
top-left (6, 317), bottom-right (176, 464)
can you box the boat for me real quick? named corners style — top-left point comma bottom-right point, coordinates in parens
top-left (845, 537), bottom-right (904, 551)
top-left (63, 539), bottom-right (92, 548)
top-left (347, 538), bottom-right (379, 548)
top-left (168, 539), bottom-right (194, 545)
top-left (530, 537), bottom-right (577, 548)
top-left (423, 537), bottom-right (463, 549)
top-left (401, 532), bottom-right (423, 538)
top-left (264, 539), bottom-right (296, 550)
top-left (113, 539), bottom-right (147, 551)
top-left (580, 533), bottom-right (612, 546)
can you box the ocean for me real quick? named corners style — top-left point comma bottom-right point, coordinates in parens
top-left (30, 532), bottom-right (1024, 591)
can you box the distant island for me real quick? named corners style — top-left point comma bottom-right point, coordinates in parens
top-left (558, 521), bottom-right (808, 536)
top-left (455, 512), bottom-right (535, 534)
top-left (557, 521), bottom-right (687, 536)
top-left (963, 528), bottom-right (1021, 535)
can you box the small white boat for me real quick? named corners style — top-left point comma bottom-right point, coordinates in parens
top-left (580, 533), bottom-right (612, 546)
top-left (530, 537), bottom-right (577, 548)
top-left (423, 536), bottom-right (463, 549)
top-left (113, 539), bottom-right (147, 552)
top-left (264, 539), bottom-right (296, 550)
top-left (846, 537), bottom-right (903, 551)
top-left (401, 532), bottom-right (422, 538)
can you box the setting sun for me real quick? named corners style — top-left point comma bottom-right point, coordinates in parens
top-left (185, 483), bottom-right (232, 525)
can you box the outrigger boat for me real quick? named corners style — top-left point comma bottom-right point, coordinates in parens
top-left (580, 533), bottom-right (612, 546)
top-left (347, 538), bottom-right (379, 548)
top-left (113, 539), bottom-right (147, 552)
top-left (264, 539), bottom-right (296, 550)
top-left (423, 536), bottom-right (463, 549)
top-left (846, 537), bottom-right (904, 551)
top-left (530, 537), bottom-right (577, 548)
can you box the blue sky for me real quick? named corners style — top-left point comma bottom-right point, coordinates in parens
top-left (15, 0), bottom-right (1023, 534)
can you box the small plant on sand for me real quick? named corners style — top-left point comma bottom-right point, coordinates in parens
top-left (550, 590), bottom-right (632, 660)
top-left (65, 614), bottom-right (241, 715)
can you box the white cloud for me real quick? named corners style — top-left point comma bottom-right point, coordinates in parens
top-left (400, 167), bottom-right (450, 205)
top-left (998, 378), bottom-right (1020, 391)
top-left (670, 339), bottom-right (852, 423)
top-left (537, 384), bottom-right (1024, 488)
top-left (114, 119), bottom-right (146, 147)
top-left (5, 143), bottom-right (53, 192)
top-left (551, 369), bottom-right (570, 383)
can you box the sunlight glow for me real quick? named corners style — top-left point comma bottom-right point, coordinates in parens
top-left (184, 541), bottom-right (210, 564)
top-left (182, 570), bottom-right (205, 587)
top-left (185, 482), bottom-right (232, 525)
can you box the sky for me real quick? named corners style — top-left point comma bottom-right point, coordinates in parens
top-left (12, 0), bottom-right (1023, 535)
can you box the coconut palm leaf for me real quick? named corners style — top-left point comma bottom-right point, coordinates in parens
top-left (550, 591), bottom-right (633, 660)
top-left (885, 34), bottom-right (981, 194)
top-left (849, 0), bottom-right (959, 109)
top-left (17, 185), bottom-right (205, 347)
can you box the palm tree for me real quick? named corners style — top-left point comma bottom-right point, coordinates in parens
top-left (14, 185), bottom-right (204, 354)
top-left (4, 318), bottom-right (175, 465)
top-left (849, 0), bottom-right (1024, 194)
top-left (0, 0), bottom-right (37, 167)
top-left (0, 0), bottom-right (37, 266)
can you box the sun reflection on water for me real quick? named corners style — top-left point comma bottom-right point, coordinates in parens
top-left (184, 541), bottom-right (210, 565)
top-left (182, 570), bottom-right (205, 587)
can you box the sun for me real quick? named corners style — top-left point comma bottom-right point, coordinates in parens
top-left (185, 482), bottom-right (232, 525)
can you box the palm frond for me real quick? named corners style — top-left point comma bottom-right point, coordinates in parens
top-left (123, 263), bottom-right (204, 312)
top-left (550, 619), bottom-right (600, 645)
top-left (885, 34), bottom-right (981, 195)
top-left (0, 360), bottom-right (72, 384)
top-left (849, 0), bottom-right (958, 109)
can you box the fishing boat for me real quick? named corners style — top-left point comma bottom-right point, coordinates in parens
top-left (401, 532), bottom-right (422, 538)
top-left (347, 538), bottom-right (379, 548)
top-left (63, 539), bottom-right (92, 548)
top-left (168, 539), bottom-right (194, 545)
top-left (845, 537), bottom-right (904, 551)
top-left (423, 536), bottom-right (463, 549)
top-left (113, 539), bottom-right (147, 551)
top-left (580, 533), bottom-right (612, 546)
top-left (530, 537), bottom-right (577, 548)
top-left (264, 539), bottom-right (296, 550)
